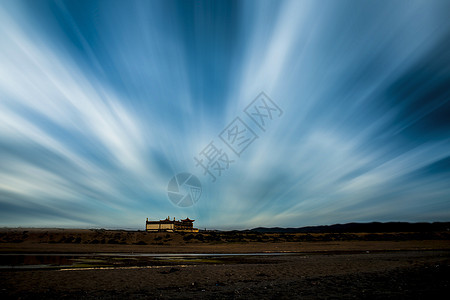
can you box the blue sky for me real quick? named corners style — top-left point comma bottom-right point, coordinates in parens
top-left (0, 0), bottom-right (449, 230)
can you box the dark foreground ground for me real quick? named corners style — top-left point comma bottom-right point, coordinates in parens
top-left (1, 251), bottom-right (449, 299)
top-left (1, 229), bottom-right (449, 299)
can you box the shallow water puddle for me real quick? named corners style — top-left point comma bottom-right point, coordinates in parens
top-left (0, 252), bottom-right (294, 269)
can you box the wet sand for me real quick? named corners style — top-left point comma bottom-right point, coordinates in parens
top-left (1, 229), bottom-right (449, 299)
top-left (1, 251), bottom-right (449, 299)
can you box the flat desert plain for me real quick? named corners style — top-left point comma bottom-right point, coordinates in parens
top-left (1, 228), bottom-right (449, 299)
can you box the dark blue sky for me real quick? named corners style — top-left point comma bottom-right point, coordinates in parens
top-left (0, 0), bottom-right (449, 229)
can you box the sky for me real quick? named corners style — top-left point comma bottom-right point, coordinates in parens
top-left (0, 0), bottom-right (449, 230)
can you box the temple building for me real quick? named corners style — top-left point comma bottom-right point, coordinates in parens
top-left (145, 216), bottom-right (199, 232)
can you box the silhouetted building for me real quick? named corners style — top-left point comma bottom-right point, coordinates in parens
top-left (145, 216), bottom-right (198, 232)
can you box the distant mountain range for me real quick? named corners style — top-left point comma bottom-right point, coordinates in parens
top-left (251, 222), bottom-right (450, 233)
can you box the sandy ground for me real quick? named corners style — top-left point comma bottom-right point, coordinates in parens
top-left (1, 251), bottom-right (449, 299)
top-left (1, 228), bottom-right (449, 254)
top-left (1, 240), bottom-right (450, 254)
top-left (1, 229), bottom-right (449, 299)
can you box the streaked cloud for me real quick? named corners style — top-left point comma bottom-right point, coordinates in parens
top-left (0, 0), bottom-right (449, 229)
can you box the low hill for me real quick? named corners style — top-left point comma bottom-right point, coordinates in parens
top-left (251, 222), bottom-right (450, 233)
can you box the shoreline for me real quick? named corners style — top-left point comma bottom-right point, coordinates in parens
top-left (2, 240), bottom-right (450, 254)
top-left (1, 248), bottom-right (449, 299)
top-left (2, 229), bottom-right (449, 299)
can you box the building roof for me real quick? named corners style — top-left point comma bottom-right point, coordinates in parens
top-left (181, 218), bottom-right (194, 222)
top-left (146, 217), bottom-right (195, 223)
top-left (146, 220), bottom-right (174, 224)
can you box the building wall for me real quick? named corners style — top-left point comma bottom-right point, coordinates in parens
top-left (177, 228), bottom-right (199, 233)
top-left (160, 223), bottom-right (174, 230)
top-left (146, 224), bottom-right (160, 231)
top-left (146, 220), bottom-right (197, 232)
top-left (146, 223), bottom-right (175, 231)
